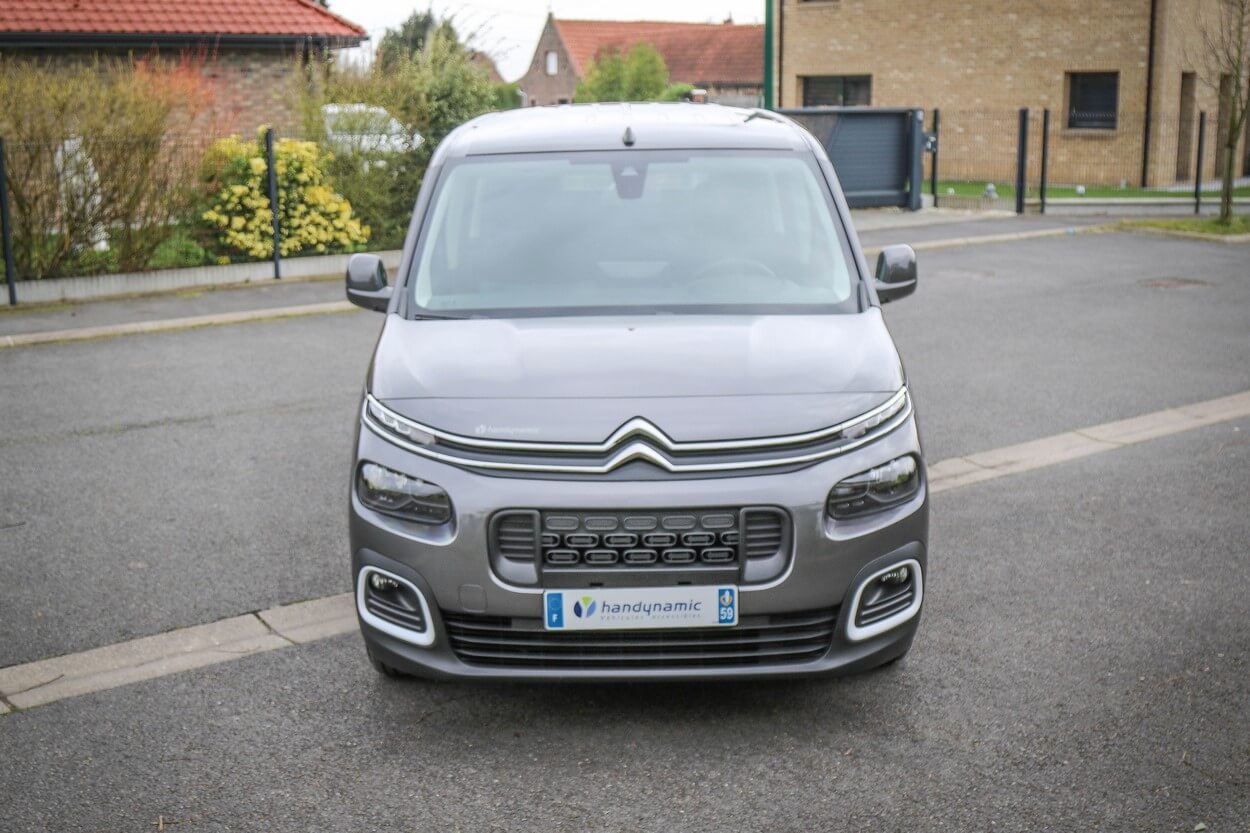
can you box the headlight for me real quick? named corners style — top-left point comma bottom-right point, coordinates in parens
top-left (827, 455), bottom-right (921, 519)
top-left (357, 462), bottom-right (452, 524)
top-left (364, 397), bottom-right (435, 446)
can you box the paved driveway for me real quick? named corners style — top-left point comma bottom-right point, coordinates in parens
top-left (0, 229), bottom-right (1246, 831)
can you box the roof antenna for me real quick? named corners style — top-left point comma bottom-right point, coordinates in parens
top-left (622, 126), bottom-right (636, 147)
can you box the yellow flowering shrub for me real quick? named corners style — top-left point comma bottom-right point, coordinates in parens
top-left (201, 131), bottom-right (369, 259)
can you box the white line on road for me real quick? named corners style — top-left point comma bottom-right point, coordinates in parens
top-left (0, 301), bottom-right (359, 349)
top-left (1, 388), bottom-right (1247, 712)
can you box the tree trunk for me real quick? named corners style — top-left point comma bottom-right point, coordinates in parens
top-left (1221, 141), bottom-right (1236, 223)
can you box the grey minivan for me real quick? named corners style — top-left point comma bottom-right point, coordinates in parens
top-left (346, 103), bottom-right (927, 680)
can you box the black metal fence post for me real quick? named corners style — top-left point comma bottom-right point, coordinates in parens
top-left (265, 127), bottom-right (282, 280)
top-left (1194, 111), bottom-right (1206, 216)
top-left (1015, 108), bottom-right (1029, 215)
top-left (0, 138), bottom-right (16, 306)
top-left (908, 109), bottom-right (924, 211)
top-left (1039, 109), bottom-right (1051, 215)
top-left (930, 108), bottom-right (940, 207)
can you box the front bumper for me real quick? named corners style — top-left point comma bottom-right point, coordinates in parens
top-left (350, 414), bottom-right (928, 681)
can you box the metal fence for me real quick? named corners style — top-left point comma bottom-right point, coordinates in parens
top-left (0, 125), bottom-right (423, 304)
top-left (926, 109), bottom-right (1248, 213)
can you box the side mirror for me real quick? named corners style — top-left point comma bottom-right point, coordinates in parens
top-left (874, 244), bottom-right (917, 304)
top-left (346, 253), bottom-right (392, 312)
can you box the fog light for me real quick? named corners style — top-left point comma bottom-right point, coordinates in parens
top-left (879, 565), bottom-right (911, 586)
top-left (369, 573), bottom-right (399, 592)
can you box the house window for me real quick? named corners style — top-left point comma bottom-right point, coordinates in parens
top-left (802, 75), bottom-right (871, 107)
top-left (1067, 72), bottom-right (1118, 129)
top-left (545, 51), bottom-right (558, 75)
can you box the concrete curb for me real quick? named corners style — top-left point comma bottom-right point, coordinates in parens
top-left (0, 300), bottom-right (359, 350)
top-left (1118, 225), bottom-right (1250, 244)
top-left (861, 223), bottom-right (1110, 259)
top-left (1, 388), bottom-right (1247, 713)
top-left (11, 250), bottom-right (402, 305)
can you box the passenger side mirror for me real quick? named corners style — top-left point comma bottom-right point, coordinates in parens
top-left (346, 253), bottom-right (392, 312)
top-left (874, 245), bottom-right (917, 304)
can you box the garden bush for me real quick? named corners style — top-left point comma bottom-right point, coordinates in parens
top-left (200, 132), bottom-right (369, 260)
top-left (0, 56), bottom-right (222, 279)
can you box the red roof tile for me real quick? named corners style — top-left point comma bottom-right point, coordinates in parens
top-left (554, 19), bottom-right (763, 85)
top-left (0, 0), bottom-right (365, 41)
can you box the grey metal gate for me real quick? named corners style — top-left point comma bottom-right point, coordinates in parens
top-left (779, 107), bottom-right (925, 210)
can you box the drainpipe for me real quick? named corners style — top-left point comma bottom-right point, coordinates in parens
top-left (764, 0), bottom-right (775, 109)
top-left (1141, 0), bottom-right (1159, 187)
top-left (777, 0), bottom-right (785, 108)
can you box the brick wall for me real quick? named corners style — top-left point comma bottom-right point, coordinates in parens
top-left (0, 45), bottom-right (310, 136)
top-left (516, 20), bottom-right (580, 106)
top-left (775, 0), bottom-right (1244, 187)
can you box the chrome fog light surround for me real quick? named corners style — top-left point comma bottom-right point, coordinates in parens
top-left (356, 566), bottom-right (436, 647)
top-left (845, 559), bottom-right (923, 642)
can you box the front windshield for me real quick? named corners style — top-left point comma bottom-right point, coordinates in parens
top-left (410, 150), bottom-right (859, 317)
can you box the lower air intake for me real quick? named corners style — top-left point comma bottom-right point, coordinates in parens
top-left (443, 607), bottom-right (838, 669)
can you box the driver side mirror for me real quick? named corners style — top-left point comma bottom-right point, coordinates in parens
top-left (874, 245), bottom-right (917, 304)
top-left (346, 253), bottom-right (392, 312)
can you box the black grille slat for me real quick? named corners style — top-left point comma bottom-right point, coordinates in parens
top-left (365, 596), bottom-right (425, 631)
top-left (448, 625), bottom-right (835, 650)
top-left (443, 608), bottom-right (837, 669)
top-left (492, 512), bottom-right (539, 563)
top-left (743, 509), bottom-right (785, 559)
top-left (858, 590), bottom-right (915, 626)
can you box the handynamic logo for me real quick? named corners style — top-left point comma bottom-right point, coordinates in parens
top-left (573, 596), bottom-right (597, 618)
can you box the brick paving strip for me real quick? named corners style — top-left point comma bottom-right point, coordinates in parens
top-left (0, 387), bottom-right (1246, 713)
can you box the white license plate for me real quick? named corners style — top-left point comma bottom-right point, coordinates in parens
top-left (543, 586), bottom-right (737, 631)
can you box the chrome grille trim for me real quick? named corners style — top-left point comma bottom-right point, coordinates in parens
top-left (361, 388), bottom-right (911, 474)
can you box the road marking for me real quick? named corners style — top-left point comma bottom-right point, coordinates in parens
top-left (861, 224), bottom-right (1109, 260)
top-left (0, 388), bottom-right (1247, 713)
top-left (0, 301), bottom-right (358, 350)
top-left (928, 390), bottom-right (1250, 494)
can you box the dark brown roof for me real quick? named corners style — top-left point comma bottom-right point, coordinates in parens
top-left (0, 0), bottom-right (365, 44)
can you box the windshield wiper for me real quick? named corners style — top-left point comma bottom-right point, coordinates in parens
top-left (412, 311), bottom-right (473, 320)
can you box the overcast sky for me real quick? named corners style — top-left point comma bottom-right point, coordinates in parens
top-left (338, 1), bottom-right (766, 82)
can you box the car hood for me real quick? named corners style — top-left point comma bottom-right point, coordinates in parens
top-left (370, 311), bottom-right (905, 443)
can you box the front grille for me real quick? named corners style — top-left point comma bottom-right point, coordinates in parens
top-left (489, 508), bottom-right (789, 572)
top-left (443, 607), bottom-right (838, 669)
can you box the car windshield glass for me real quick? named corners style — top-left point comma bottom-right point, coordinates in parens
top-left (409, 150), bottom-right (859, 317)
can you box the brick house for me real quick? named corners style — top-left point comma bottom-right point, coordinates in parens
top-left (769, 0), bottom-right (1250, 187)
top-left (0, 0), bottom-right (366, 134)
top-left (517, 15), bottom-right (764, 107)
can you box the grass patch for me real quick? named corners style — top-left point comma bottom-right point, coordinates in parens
top-left (936, 181), bottom-right (1250, 200)
top-left (1123, 216), bottom-right (1250, 236)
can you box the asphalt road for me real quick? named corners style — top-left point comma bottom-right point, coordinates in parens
top-left (0, 422), bottom-right (1245, 831)
top-left (0, 228), bottom-right (1247, 830)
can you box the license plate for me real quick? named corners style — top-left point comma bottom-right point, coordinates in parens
top-left (543, 586), bottom-right (737, 631)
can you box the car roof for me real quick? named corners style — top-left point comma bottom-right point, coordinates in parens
top-left (440, 103), bottom-right (812, 158)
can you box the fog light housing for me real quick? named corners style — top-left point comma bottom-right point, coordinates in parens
top-left (357, 462), bottom-right (453, 524)
top-left (827, 455), bottom-right (921, 519)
